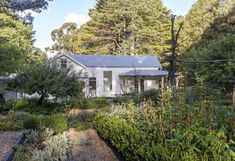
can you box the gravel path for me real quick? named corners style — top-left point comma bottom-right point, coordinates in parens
top-left (0, 131), bottom-right (23, 161)
top-left (68, 129), bottom-right (121, 161)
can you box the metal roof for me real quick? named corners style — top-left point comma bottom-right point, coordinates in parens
top-left (120, 70), bottom-right (168, 76)
top-left (67, 54), bottom-right (162, 68)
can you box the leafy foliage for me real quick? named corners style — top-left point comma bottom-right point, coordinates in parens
top-left (31, 130), bottom-right (70, 161)
top-left (46, 114), bottom-right (68, 133)
top-left (49, 22), bottom-right (83, 54)
top-left (0, 0), bottom-right (53, 24)
top-left (0, 110), bottom-right (68, 133)
top-left (134, 89), bottom-right (160, 106)
top-left (177, 0), bottom-right (235, 94)
top-left (15, 128), bottom-right (72, 161)
top-left (178, 0), bottom-right (235, 53)
top-left (13, 145), bottom-right (31, 161)
top-left (50, 0), bottom-right (171, 65)
top-left (93, 102), bottom-right (235, 161)
top-left (0, 111), bottom-right (45, 131)
top-left (0, 13), bottom-right (33, 75)
top-left (5, 99), bottom-right (66, 115)
top-left (182, 35), bottom-right (235, 92)
top-left (13, 61), bottom-right (84, 104)
top-left (70, 97), bottom-right (108, 109)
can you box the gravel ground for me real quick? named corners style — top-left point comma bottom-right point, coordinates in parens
top-left (68, 128), bottom-right (121, 161)
top-left (0, 131), bottom-right (23, 161)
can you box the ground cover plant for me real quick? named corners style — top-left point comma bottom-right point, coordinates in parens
top-left (93, 100), bottom-right (235, 161)
top-left (4, 99), bottom-right (65, 115)
top-left (0, 96), bottom-right (104, 132)
top-left (0, 97), bottom-right (99, 161)
top-left (13, 128), bottom-right (74, 161)
top-left (69, 97), bottom-right (109, 109)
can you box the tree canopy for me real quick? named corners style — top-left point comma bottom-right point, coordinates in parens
top-left (50, 0), bottom-right (172, 65)
top-left (178, 0), bottom-right (235, 93)
top-left (0, 13), bottom-right (33, 75)
top-left (0, 0), bottom-right (53, 23)
top-left (178, 0), bottom-right (235, 53)
top-left (13, 61), bottom-right (84, 104)
top-left (0, 0), bottom-right (52, 75)
top-left (182, 35), bottom-right (235, 91)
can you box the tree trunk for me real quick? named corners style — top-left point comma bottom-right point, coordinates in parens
top-left (38, 94), bottom-right (45, 105)
top-left (233, 85), bottom-right (235, 112)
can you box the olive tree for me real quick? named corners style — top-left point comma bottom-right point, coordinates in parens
top-left (13, 61), bottom-right (84, 104)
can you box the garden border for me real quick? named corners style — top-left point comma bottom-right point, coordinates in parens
top-left (95, 130), bottom-right (125, 161)
top-left (2, 132), bottom-right (25, 161)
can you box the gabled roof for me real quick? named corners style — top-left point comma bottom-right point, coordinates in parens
top-left (120, 70), bottom-right (168, 76)
top-left (65, 54), bottom-right (162, 68)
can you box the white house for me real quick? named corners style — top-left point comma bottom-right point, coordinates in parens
top-left (0, 74), bottom-right (19, 100)
top-left (53, 54), bottom-right (168, 97)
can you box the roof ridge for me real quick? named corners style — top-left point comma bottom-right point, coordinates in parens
top-left (63, 54), bottom-right (162, 68)
top-left (68, 54), bottom-right (156, 57)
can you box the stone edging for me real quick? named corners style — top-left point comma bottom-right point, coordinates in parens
top-left (2, 133), bottom-right (25, 161)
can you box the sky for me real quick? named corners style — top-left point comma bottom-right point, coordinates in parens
top-left (33, 0), bottom-right (197, 52)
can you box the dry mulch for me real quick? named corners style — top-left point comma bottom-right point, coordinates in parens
top-left (0, 131), bottom-right (23, 161)
top-left (68, 128), bottom-right (121, 161)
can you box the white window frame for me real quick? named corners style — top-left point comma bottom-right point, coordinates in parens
top-left (103, 71), bottom-right (112, 92)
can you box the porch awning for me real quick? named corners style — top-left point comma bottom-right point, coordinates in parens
top-left (119, 70), bottom-right (168, 76)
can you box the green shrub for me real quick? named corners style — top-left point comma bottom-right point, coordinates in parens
top-left (93, 114), bottom-right (155, 161)
top-left (5, 99), bottom-right (65, 115)
top-left (13, 145), bottom-right (31, 161)
top-left (5, 99), bottom-right (30, 111)
top-left (0, 117), bottom-right (9, 130)
top-left (95, 97), bottom-right (109, 108)
top-left (113, 96), bottom-right (130, 104)
top-left (0, 111), bottom-right (46, 131)
top-left (23, 115), bottom-right (45, 131)
top-left (46, 114), bottom-right (68, 133)
top-left (71, 98), bottom-right (108, 109)
top-left (93, 109), bottom-right (235, 161)
top-left (7, 111), bottom-right (33, 130)
top-left (134, 89), bottom-right (160, 106)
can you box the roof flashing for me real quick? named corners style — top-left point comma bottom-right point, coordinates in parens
top-left (64, 54), bottom-right (162, 68)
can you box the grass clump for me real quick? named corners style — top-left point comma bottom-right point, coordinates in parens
top-left (46, 114), bottom-right (68, 133)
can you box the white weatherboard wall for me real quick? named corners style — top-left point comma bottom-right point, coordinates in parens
top-left (87, 67), bottom-right (160, 97)
top-left (55, 55), bottom-right (162, 97)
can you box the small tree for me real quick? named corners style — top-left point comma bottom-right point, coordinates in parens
top-left (13, 61), bottom-right (84, 105)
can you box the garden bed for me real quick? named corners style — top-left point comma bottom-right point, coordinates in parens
top-left (0, 131), bottom-right (23, 161)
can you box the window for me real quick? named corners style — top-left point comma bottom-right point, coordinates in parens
top-left (89, 77), bottom-right (96, 90)
top-left (103, 71), bottom-right (112, 91)
top-left (61, 59), bottom-right (67, 68)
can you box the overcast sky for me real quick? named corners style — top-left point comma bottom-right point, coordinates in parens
top-left (33, 0), bottom-right (197, 51)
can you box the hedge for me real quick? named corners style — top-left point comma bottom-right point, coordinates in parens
top-left (93, 114), bottom-right (235, 161)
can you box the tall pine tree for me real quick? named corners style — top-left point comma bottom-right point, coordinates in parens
top-left (178, 0), bottom-right (235, 53)
top-left (50, 0), bottom-right (171, 65)
top-left (179, 0), bottom-right (235, 93)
